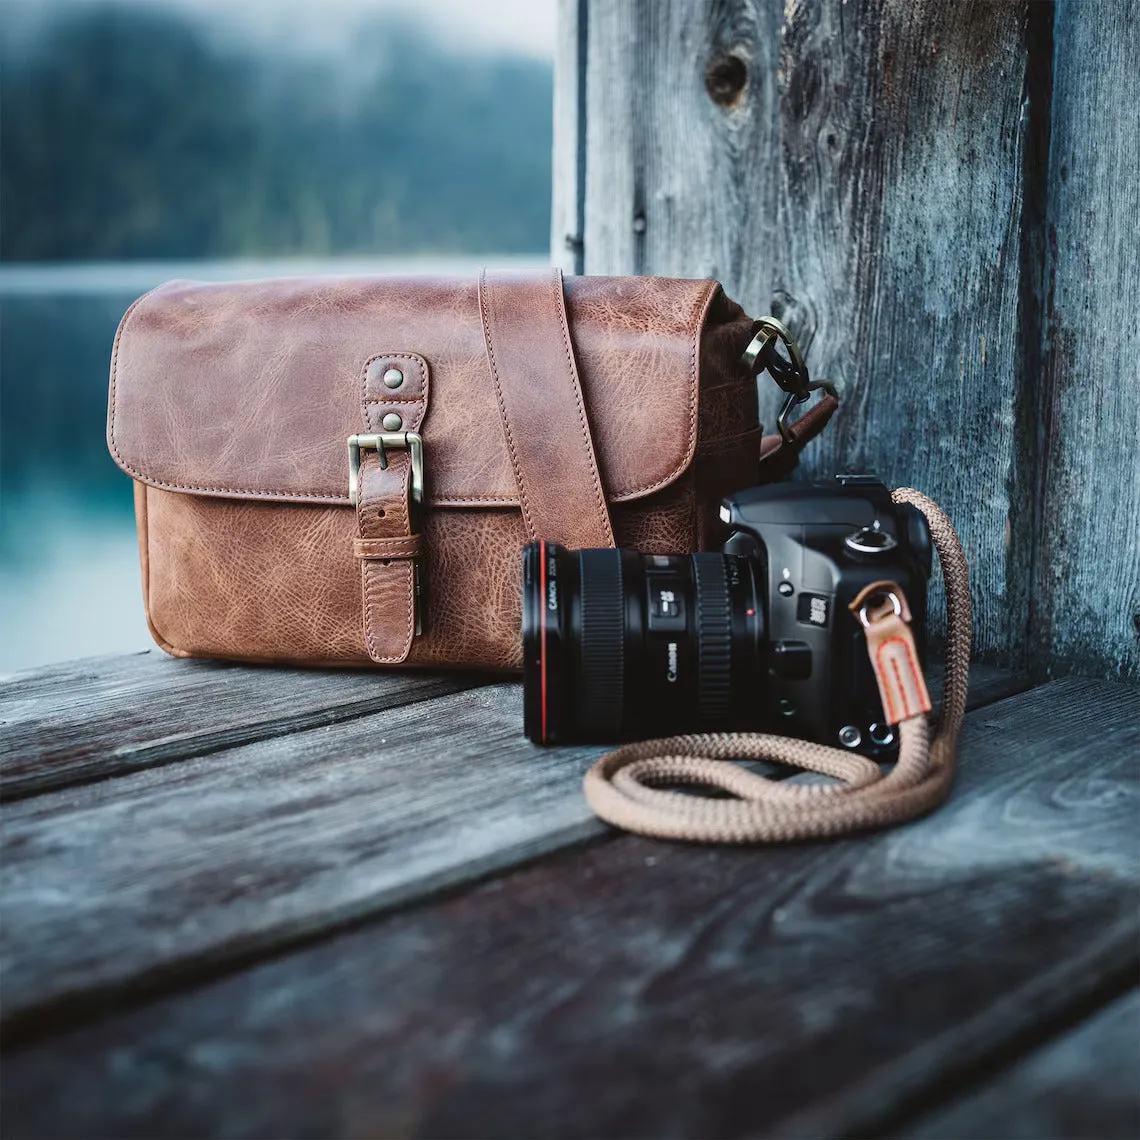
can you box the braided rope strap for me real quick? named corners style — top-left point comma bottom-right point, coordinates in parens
top-left (582, 489), bottom-right (972, 843)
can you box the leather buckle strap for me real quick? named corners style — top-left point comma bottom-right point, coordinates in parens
top-left (479, 268), bottom-right (615, 549)
top-left (351, 354), bottom-right (430, 663)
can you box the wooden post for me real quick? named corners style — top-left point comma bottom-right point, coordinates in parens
top-left (1030, 0), bottom-right (1140, 680)
top-left (551, 0), bottom-right (586, 274)
top-left (553, 0), bottom-right (1138, 680)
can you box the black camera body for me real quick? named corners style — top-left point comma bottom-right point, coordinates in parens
top-left (522, 476), bottom-right (931, 752)
top-left (717, 475), bottom-right (931, 752)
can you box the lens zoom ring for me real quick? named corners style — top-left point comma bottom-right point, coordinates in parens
top-left (578, 549), bottom-right (624, 737)
top-left (693, 554), bottom-right (732, 727)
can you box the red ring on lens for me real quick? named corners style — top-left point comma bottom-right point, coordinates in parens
top-left (539, 539), bottom-right (548, 743)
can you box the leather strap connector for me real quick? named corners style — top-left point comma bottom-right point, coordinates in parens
top-left (850, 580), bottom-right (933, 725)
top-left (757, 392), bottom-right (840, 479)
top-left (353, 535), bottom-right (424, 561)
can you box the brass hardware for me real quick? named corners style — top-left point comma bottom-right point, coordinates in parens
top-left (774, 382), bottom-right (837, 444)
top-left (347, 431), bottom-right (426, 638)
top-left (347, 432), bottom-right (424, 507)
top-left (382, 368), bottom-right (404, 389)
top-left (741, 316), bottom-right (807, 386)
top-left (741, 316), bottom-right (838, 444)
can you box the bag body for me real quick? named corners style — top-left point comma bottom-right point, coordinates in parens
top-left (107, 269), bottom-right (789, 671)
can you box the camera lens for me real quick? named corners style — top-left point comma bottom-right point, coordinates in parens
top-left (522, 541), bottom-right (766, 743)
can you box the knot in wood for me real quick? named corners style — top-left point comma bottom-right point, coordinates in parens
top-left (705, 52), bottom-right (748, 107)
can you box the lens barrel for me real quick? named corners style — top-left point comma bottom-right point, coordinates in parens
top-left (522, 541), bottom-right (765, 744)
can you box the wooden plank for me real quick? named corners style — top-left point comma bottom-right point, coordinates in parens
top-left (910, 990), bottom-right (1140, 1140)
top-left (0, 648), bottom-right (1018, 804)
top-left (550, 0), bottom-right (585, 273)
top-left (1031, 1), bottom-right (1140, 681)
top-left (580, 1), bottom-right (779, 284)
top-left (0, 683), bottom-right (607, 1034)
top-left (0, 650), bottom-right (487, 800)
top-left (934, 660), bottom-right (1028, 710)
top-left (569, 0), bottom-right (1040, 666)
top-left (2, 677), bottom-right (1133, 1140)
top-left (0, 662), bottom-right (1021, 1036)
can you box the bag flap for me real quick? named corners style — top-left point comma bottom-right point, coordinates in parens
top-left (108, 273), bottom-right (719, 508)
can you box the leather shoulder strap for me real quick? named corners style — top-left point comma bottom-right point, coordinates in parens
top-left (479, 268), bottom-right (615, 549)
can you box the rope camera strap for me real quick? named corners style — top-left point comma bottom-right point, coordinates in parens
top-left (582, 489), bottom-right (972, 844)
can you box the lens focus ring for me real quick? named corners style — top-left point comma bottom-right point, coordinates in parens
top-left (577, 549), bottom-right (624, 738)
top-left (693, 554), bottom-right (732, 727)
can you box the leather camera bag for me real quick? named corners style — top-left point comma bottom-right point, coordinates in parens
top-left (107, 269), bottom-right (835, 671)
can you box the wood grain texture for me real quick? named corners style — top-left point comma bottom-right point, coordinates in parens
top-left (0, 650), bottom-right (488, 800)
top-left (551, 0), bottom-right (585, 273)
top-left (909, 990), bottom-right (1140, 1140)
top-left (568, 0), bottom-right (1036, 664)
top-left (1031, 0), bottom-right (1140, 680)
top-left (0, 683), bottom-right (608, 1032)
top-left (2, 678), bottom-right (1135, 1140)
top-left (932, 659), bottom-right (1029, 710)
top-left (0, 661), bottom-right (1019, 1037)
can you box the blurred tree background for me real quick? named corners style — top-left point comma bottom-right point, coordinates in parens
top-left (0, 0), bottom-right (555, 671)
top-left (0, 3), bottom-right (553, 260)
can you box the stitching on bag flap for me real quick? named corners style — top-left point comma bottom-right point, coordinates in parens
top-left (109, 281), bottom-right (719, 505)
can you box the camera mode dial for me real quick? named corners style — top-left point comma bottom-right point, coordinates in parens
top-left (844, 526), bottom-right (897, 556)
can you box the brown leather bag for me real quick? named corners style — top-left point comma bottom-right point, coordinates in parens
top-left (107, 269), bottom-right (834, 671)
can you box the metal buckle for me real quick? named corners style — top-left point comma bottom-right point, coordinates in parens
top-left (347, 432), bottom-right (424, 507)
top-left (741, 317), bottom-right (838, 444)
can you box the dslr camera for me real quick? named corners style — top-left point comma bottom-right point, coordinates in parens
top-left (522, 475), bottom-right (931, 752)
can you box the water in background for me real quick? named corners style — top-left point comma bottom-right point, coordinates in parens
top-left (2, 0), bottom-right (555, 674)
top-left (0, 256), bottom-right (547, 674)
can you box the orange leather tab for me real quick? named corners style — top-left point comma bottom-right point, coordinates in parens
top-left (849, 580), bottom-right (932, 725)
top-left (479, 268), bottom-right (615, 548)
top-left (356, 353), bottom-right (429, 664)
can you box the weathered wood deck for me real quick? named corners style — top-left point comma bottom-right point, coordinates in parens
top-left (1, 652), bottom-right (1136, 1139)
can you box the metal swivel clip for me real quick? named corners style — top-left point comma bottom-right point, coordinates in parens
top-left (740, 316), bottom-right (838, 443)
